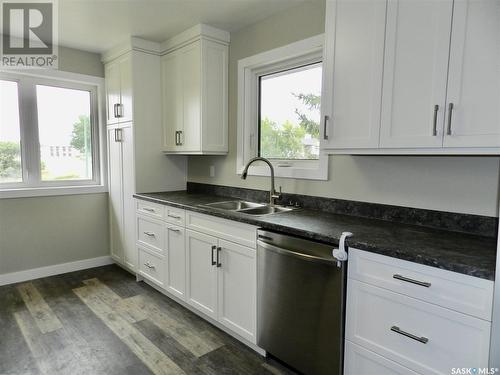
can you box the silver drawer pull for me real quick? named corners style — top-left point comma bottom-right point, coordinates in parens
top-left (144, 262), bottom-right (156, 270)
top-left (393, 274), bottom-right (431, 288)
top-left (143, 207), bottom-right (155, 212)
top-left (143, 231), bottom-right (155, 237)
top-left (168, 214), bottom-right (181, 219)
top-left (169, 228), bottom-right (181, 233)
top-left (391, 326), bottom-right (428, 344)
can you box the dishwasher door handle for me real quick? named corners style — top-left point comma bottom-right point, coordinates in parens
top-left (258, 240), bottom-right (337, 265)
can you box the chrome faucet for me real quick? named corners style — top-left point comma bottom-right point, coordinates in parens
top-left (241, 157), bottom-right (281, 206)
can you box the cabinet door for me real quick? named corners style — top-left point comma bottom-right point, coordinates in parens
top-left (107, 127), bottom-right (123, 262)
top-left (201, 40), bottom-right (228, 153)
top-left (444, 0), bottom-right (500, 148)
top-left (120, 125), bottom-right (136, 271)
top-left (105, 62), bottom-right (121, 125)
top-left (185, 229), bottom-right (218, 319)
top-left (217, 240), bottom-right (256, 343)
top-left (380, 0), bottom-right (453, 148)
top-left (322, 0), bottom-right (386, 149)
top-left (180, 41), bottom-right (201, 152)
top-left (344, 341), bottom-right (419, 375)
top-left (161, 51), bottom-right (183, 151)
top-left (119, 54), bottom-right (133, 124)
top-left (165, 224), bottom-right (186, 300)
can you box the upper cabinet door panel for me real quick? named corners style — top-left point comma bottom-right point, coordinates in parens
top-left (161, 51), bottom-right (183, 151)
top-left (444, 0), bottom-right (500, 148)
top-left (380, 0), bottom-right (453, 148)
top-left (181, 41), bottom-right (202, 152)
top-left (323, 0), bottom-right (387, 149)
top-left (119, 54), bottom-right (133, 124)
top-left (105, 62), bottom-right (121, 125)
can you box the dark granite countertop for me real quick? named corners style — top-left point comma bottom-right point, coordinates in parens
top-left (134, 191), bottom-right (498, 281)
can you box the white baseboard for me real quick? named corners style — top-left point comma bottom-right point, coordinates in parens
top-left (0, 256), bottom-right (114, 286)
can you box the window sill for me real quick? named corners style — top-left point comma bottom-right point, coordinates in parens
top-left (0, 185), bottom-right (108, 199)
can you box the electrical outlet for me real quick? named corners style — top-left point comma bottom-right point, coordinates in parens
top-left (209, 165), bottom-right (215, 178)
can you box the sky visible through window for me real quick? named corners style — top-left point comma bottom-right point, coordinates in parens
top-left (259, 63), bottom-right (322, 160)
top-left (0, 80), bottom-right (93, 183)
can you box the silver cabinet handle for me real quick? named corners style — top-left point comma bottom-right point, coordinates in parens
top-left (391, 326), bottom-right (428, 344)
top-left (116, 128), bottom-right (123, 142)
top-left (116, 103), bottom-right (124, 118)
top-left (178, 130), bottom-right (183, 145)
top-left (167, 214), bottom-right (181, 219)
top-left (113, 103), bottom-right (118, 118)
top-left (143, 207), bottom-right (155, 212)
top-left (216, 246), bottom-right (222, 268)
top-left (143, 231), bottom-right (155, 237)
top-left (211, 245), bottom-right (217, 266)
top-left (169, 228), bottom-right (181, 233)
top-left (175, 131), bottom-right (180, 146)
top-left (393, 274), bottom-right (431, 288)
top-left (446, 102), bottom-right (454, 135)
top-left (114, 128), bottom-right (118, 142)
top-left (323, 115), bottom-right (329, 140)
top-left (144, 262), bottom-right (156, 270)
top-left (432, 104), bottom-right (439, 136)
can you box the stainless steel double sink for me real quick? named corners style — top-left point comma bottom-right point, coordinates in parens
top-left (200, 200), bottom-right (295, 216)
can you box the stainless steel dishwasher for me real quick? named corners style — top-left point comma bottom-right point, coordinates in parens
top-left (257, 229), bottom-right (346, 375)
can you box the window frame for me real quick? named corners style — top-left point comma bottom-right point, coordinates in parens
top-left (237, 34), bottom-right (328, 180)
top-left (0, 69), bottom-right (107, 198)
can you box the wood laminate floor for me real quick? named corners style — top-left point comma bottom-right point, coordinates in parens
top-left (0, 265), bottom-right (296, 375)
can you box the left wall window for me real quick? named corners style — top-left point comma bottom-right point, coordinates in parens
top-left (0, 80), bottom-right (22, 183)
top-left (0, 73), bottom-right (102, 196)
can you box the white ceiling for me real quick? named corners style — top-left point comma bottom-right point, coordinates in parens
top-left (58, 0), bottom-right (311, 53)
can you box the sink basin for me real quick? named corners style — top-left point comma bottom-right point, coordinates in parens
top-left (202, 200), bottom-right (265, 211)
top-left (237, 205), bottom-right (294, 216)
top-left (200, 200), bottom-right (295, 216)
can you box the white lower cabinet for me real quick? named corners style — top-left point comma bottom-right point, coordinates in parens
top-left (345, 341), bottom-right (419, 375)
top-left (138, 247), bottom-right (166, 288)
top-left (165, 224), bottom-right (186, 299)
top-left (135, 202), bottom-right (257, 346)
top-left (185, 229), bottom-right (219, 319)
top-left (345, 249), bottom-right (493, 375)
top-left (217, 240), bottom-right (256, 343)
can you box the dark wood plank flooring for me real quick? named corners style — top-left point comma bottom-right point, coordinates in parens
top-left (0, 265), bottom-right (296, 375)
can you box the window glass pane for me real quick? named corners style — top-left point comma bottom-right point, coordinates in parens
top-left (36, 85), bottom-right (93, 181)
top-left (0, 80), bottom-right (22, 183)
top-left (259, 63), bottom-right (322, 160)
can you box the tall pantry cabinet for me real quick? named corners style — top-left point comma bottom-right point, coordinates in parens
top-left (102, 38), bottom-right (187, 271)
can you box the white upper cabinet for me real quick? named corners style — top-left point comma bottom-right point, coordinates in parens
top-left (380, 0), bottom-right (453, 148)
top-left (105, 54), bottom-right (133, 125)
top-left (161, 25), bottom-right (229, 155)
top-left (321, 0), bottom-right (386, 149)
top-left (322, 0), bottom-right (500, 154)
top-left (444, 0), bottom-right (500, 148)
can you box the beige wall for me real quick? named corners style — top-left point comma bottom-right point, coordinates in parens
top-left (188, 1), bottom-right (500, 217)
top-left (59, 46), bottom-right (105, 77)
top-left (0, 194), bottom-right (109, 274)
top-left (0, 48), bottom-right (109, 275)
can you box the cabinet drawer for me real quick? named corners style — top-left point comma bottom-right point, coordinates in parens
top-left (344, 340), bottom-right (419, 375)
top-left (165, 206), bottom-right (186, 227)
top-left (186, 211), bottom-right (256, 248)
top-left (348, 248), bottom-right (494, 321)
top-left (138, 247), bottom-right (165, 287)
top-left (346, 280), bottom-right (491, 375)
top-left (136, 200), bottom-right (164, 220)
top-left (136, 215), bottom-right (165, 254)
